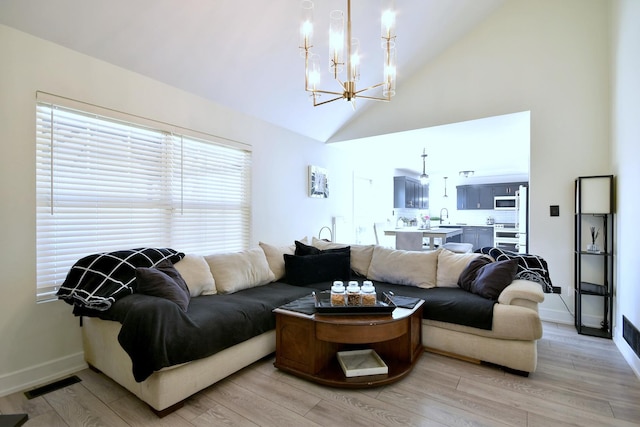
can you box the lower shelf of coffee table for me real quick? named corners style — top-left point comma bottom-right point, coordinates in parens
top-left (274, 346), bottom-right (423, 388)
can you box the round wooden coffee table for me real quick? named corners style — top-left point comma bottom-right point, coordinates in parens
top-left (274, 299), bottom-right (424, 387)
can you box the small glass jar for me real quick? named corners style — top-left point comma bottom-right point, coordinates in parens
top-left (361, 281), bottom-right (377, 306)
top-left (330, 281), bottom-right (346, 306)
top-left (346, 281), bottom-right (361, 306)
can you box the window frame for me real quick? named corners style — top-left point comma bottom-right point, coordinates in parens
top-left (35, 92), bottom-right (252, 302)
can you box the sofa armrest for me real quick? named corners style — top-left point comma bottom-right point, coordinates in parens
top-left (498, 279), bottom-right (545, 311)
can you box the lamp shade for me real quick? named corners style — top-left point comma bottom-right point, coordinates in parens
top-left (576, 175), bottom-right (613, 214)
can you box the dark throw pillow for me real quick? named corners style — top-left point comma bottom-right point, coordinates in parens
top-left (283, 252), bottom-right (351, 286)
top-left (457, 256), bottom-right (493, 292)
top-left (294, 240), bottom-right (350, 256)
top-left (470, 259), bottom-right (519, 300)
top-left (135, 260), bottom-right (190, 311)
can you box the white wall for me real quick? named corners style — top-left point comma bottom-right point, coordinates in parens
top-left (611, 0), bottom-right (640, 376)
top-left (333, 0), bottom-right (611, 325)
top-left (0, 25), bottom-right (356, 395)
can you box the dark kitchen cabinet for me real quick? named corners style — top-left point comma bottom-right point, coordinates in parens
top-left (574, 175), bottom-right (614, 339)
top-left (461, 226), bottom-right (494, 251)
top-left (492, 182), bottom-right (528, 196)
top-left (456, 185), bottom-right (493, 210)
top-left (457, 182), bottom-right (528, 210)
top-left (394, 176), bottom-right (428, 209)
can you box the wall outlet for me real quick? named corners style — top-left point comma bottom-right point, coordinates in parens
top-left (552, 286), bottom-right (562, 294)
top-left (550, 205), bottom-right (560, 216)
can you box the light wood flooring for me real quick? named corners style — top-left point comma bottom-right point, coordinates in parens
top-left (1, 322), bottom-right (639, 426)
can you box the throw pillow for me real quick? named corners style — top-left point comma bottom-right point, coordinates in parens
top-left (135, 261), bottom-right (190, 311)
top-left (436, 249), bottom-right (483, 287)
top-left (367, 246), bottom-right (440, 289)
top-left (295, 240), bottom-right (350, 256)
top-left (174, 254), bottom-right (217, 296)
top-left (477, 247), bottom-right (554, 293)
top-left (258, 241), bottom-right (295, 281)
top-left (470, 259), bottom-right (519, 300)
top-left (258, 237), bottom-right (308, 281)
top-left (457, 256), bottom-right (493, 292)
top-left (311, 237), bottom-right (375, 277)
top-left (205, 248), bottom-right (276, 294)
top-left (283, 251), bottom-right (351, 286)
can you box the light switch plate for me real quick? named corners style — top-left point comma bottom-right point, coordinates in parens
top-left (550, 205), bottom-right (559, 216)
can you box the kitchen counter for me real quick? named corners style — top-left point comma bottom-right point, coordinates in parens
top-left (439, 223), bottom-right (495, 227)
top-left (384, 227), bottom-right (463, 250)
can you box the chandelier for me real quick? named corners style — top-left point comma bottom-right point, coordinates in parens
top-left (299, 0), bottom-right (397, 108)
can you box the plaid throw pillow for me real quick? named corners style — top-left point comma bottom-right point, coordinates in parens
top-left (57, 248), bottom-right (184, 311)
top-left (476, 247), bottom-right (554, 293)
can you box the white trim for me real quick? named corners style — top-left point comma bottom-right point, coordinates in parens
top-left (0, 352), bottom-right (86, 397)
top-left (539, 307), bottom-right (574, 325)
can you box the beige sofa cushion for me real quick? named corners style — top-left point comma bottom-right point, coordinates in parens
top-left (258, 237), bottom-right (308, 281)
top-left (311, 237), bottom-right (374, 277)
top-left (367, 246), bottom-right (440, 288)
top-left (174, 254), bottom-right (217, 296)
top-left (424, 303), bottom-right (543, 341)
top-left (436, 249), bottom-right (483, 287)
top-left (259, 241), bottom-right (295, 281)
top-left (205, 248), bottom-right (275, 294)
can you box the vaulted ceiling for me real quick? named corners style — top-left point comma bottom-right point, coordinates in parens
top-left (1, 0), bottom-right (528, 177)
top-left (0, 0), bottom-right (507, 139)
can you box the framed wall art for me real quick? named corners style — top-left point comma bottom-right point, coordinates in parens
top-left (308, 165), bottom-right (329, 198)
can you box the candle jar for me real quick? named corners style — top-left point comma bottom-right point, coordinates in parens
top-left (361, 281), bottom-right (377, 306)
top-left (330, 281), bottom-right (346, 306)
top-left (346, 281), bottom-right (361, 306)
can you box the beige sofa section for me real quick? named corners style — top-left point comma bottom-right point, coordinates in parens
top-left (80, 243), bottom-right (545, 415)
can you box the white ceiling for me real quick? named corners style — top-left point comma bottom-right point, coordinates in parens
top-left (0, 0), bottom-right (527, 177)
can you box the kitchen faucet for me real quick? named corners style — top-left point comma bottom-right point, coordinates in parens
top-left (439, 208), bottom-right (449, 224)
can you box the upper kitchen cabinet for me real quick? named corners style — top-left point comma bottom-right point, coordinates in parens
top-left (394, 176), bottom-right (429, 209)
top-left (456, 185), bottom-right (493, 210)
top-left (457, 182), bottom-right (529, 210)
top-left (492, 182), bottom-right (528, 196)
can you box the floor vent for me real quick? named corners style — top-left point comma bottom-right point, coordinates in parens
top-left (24, 375), bottom-right (81, 399)
top-left (623, 315), bottom-right (640, 360)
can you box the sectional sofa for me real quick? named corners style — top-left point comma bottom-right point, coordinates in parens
top-left (62, 239), bottom-right (546, 415)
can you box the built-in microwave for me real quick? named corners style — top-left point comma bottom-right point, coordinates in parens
top-left (494, 196), bottom-right (517, 210)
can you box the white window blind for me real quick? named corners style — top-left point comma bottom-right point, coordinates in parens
top-left (36, 101), bottom-right (252, 302)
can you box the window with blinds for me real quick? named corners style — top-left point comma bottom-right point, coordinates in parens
top-left (35, 100), bottom-right (252, 302)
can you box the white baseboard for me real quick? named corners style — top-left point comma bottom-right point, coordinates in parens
top-left (0, 352), bottom-right (87, 397)
top-left (539, 307), bottom-right (574, 325)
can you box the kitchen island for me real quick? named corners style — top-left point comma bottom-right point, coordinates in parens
top-left (384, 227), bottom-right (463, 250)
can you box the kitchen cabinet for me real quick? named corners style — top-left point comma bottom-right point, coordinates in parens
top-left (574, 175), bottom-right (614, 339)
top-left (456, 185), bottom-right (493, 210)
top-left (457, 181), bottom-right (528, 210)
top-left (491, 182), bottom-right (527, 196)
top-left (394, 176), bottom-right (428, 209)
top-left (461, 226), bottom-right (494, 251)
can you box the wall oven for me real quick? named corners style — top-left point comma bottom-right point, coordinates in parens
top-left (494, 196), bottom-right (517, 210)
top-left (494, 224), bottom-right (520, 252)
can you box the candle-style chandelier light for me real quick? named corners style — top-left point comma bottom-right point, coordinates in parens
top-left (299, 0), bottom-right (397, 108)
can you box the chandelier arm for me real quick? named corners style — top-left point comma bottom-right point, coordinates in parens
top-left (308, 89), bottom-right (345, 96)
top-left (313, 95), bottom-right (347, 107)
